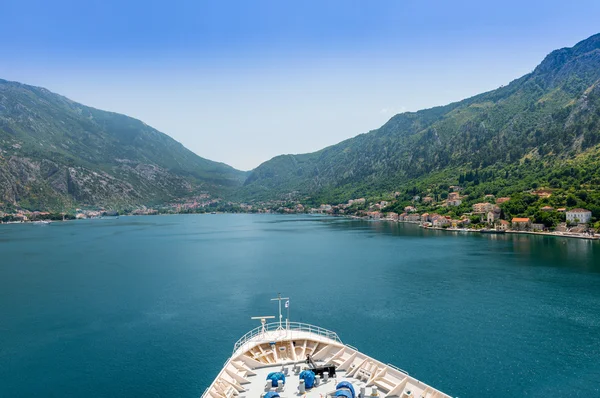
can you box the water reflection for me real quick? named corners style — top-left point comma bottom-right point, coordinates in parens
top-left (320, 217), bottom-right (600, 273)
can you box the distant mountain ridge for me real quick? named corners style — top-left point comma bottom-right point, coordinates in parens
top-left (242, 33), bottom-right (600, 202)
top-left (3, 33), bottom-right (600, 212)
top-left (0, 79), bottom-right (247, 210)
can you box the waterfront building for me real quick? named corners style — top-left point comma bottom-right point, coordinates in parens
top-left (498, 220), bottom-right (510, 230)
top-left (566, 209), bottom-right (592, 224)
top-left (511, 217), bottom-right (532, 230)
top-left (531, 223), bottom-right (545, 231)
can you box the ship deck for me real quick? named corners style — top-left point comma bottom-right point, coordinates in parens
top-left (243, 362), bottom-right (363, 398)
top-left (202, 323), bottom-right (451, 398)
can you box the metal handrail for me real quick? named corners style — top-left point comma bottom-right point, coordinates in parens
top-left (386, 362), bottom-right (409, 375)
top-left (232, 322), bottom-right (342, 354)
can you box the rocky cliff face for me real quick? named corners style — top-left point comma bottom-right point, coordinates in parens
top-left (0, 80), bottom-right (247, 210)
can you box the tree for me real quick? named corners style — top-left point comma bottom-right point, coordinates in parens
top-left (576, 190), bottom-right (588, 201)
top-left (470, 215), bottom-right (481, 224)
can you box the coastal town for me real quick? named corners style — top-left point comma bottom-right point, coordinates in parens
top-left (2, 185), bottom-right (598, 241)
top-left (296, 187), bottom-right (599, 240)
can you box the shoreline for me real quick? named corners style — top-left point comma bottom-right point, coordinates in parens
top-left (2, 213), bottom-right (599, 242)
top-left (336, 215), bottom-right (600, 241)
top-left (504, 229), bottom-right (599, 240)
top-left (416, 222), bottom-right (599, 240)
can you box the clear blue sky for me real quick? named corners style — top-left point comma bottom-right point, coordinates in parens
top-left (2, 0), bottom-right (599, 170)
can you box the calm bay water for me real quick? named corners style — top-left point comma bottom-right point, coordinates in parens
top-left (1, 214), bottom-right (599, 397)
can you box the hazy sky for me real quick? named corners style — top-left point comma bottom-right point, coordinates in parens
top-left (2, 1), bottom-right (600, 170)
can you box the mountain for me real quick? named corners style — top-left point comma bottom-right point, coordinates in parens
top-left (4, 33), bottom-right (600, 213)
top-left (243, 33), bottom-right (600, 203)
top-left (0, 80), bottom-right (247, 210)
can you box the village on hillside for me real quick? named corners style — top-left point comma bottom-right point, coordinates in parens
top-left (298, 186), bottom-right (598, 238)
top-left (1, 185), bottom-right (599, 240)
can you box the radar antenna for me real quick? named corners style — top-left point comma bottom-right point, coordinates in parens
top-left (250, 316), bottom-right (275, 334)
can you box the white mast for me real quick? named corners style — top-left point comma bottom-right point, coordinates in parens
top-left (285, 299), bottom-right (290, 330)
top-left (271, 293), bottom-right (289, 330)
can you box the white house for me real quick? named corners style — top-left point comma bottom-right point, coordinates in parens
top-left (566, 208), bottom-right (592, 224)
top-left (432, 216), bottom-right (450, 228)
top-left (473, 202), bottom-right (494, 213)
top-left (405, 214), bottom-right (421, 222)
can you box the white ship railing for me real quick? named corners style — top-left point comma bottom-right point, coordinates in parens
top-left (387, 362), bottom-right (409, 375)
top-left (233, 322), bottom-right (342, 354)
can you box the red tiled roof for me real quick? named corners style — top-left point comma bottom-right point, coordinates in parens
top-left (512, 217), bottom-right (530, 222)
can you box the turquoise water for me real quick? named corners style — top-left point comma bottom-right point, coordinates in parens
top-left (1, 214), bottom-right (599, 397)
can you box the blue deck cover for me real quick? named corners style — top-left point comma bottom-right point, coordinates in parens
top-left (335, 390), bottom-right (353, 398)
top-left (266, 372), bottom-right (286, 387)
top-left (299, 370), bottom-right (316, 388)
top-left (336, 381), bottom-right (356, 398)
top-left (264, 392), bottom-right (280, 398)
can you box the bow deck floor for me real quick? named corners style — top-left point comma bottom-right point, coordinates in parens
top-left (202, 327), bottom-right (451, 398)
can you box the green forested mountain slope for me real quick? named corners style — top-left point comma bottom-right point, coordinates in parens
top-left (3, 33), bottom-right (600, 212)
top-left (243, 33), bottom-right (600, 202)
top-left (0, 80), bottom-right (246, 210)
